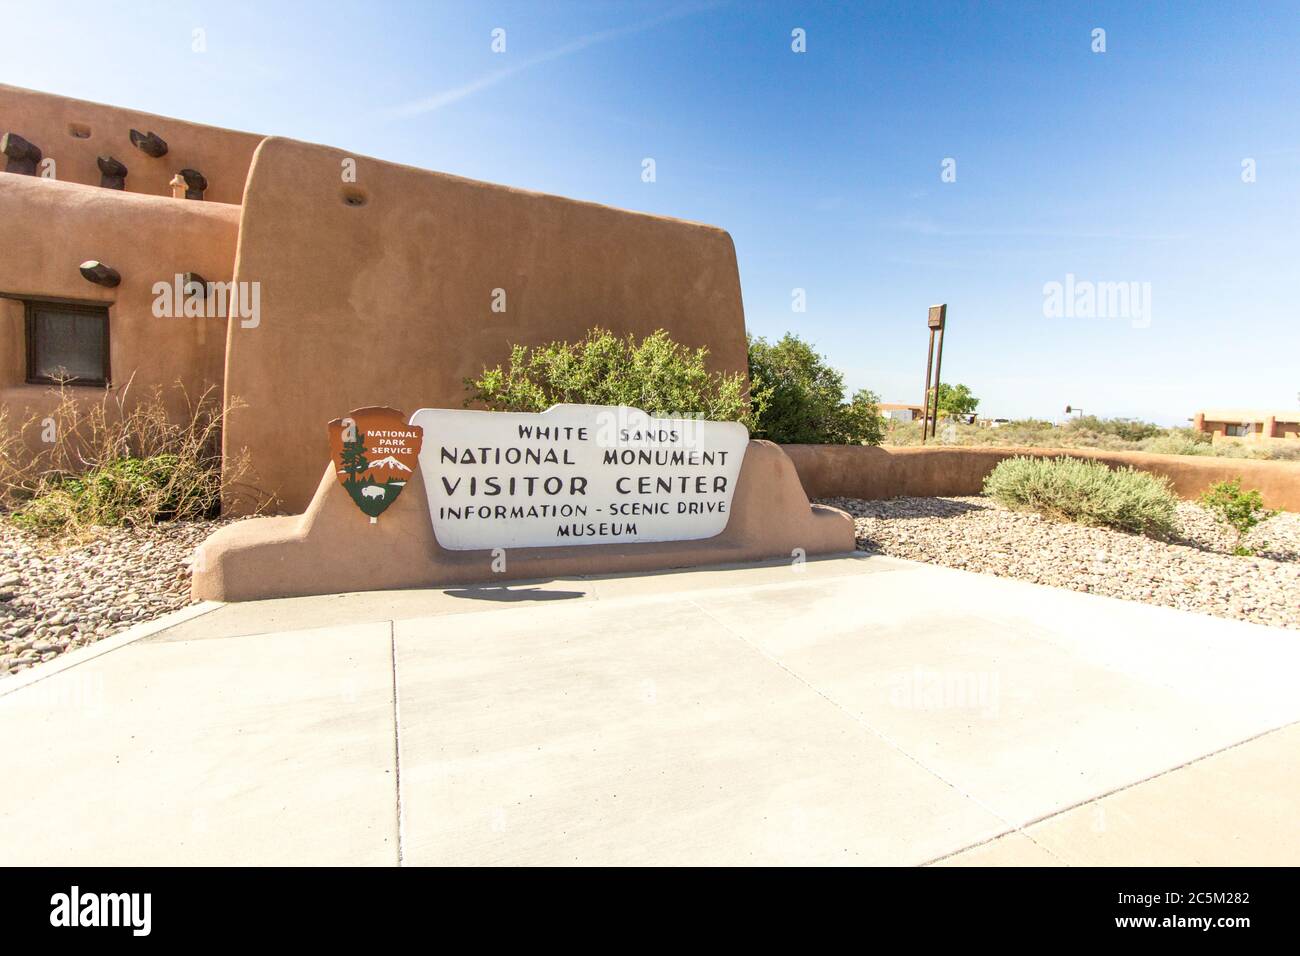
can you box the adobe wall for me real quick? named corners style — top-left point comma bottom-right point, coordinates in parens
top-left (192, 440), bottom-right (854, 602)
top-left (0, 84), bottom-right (262, 205)
top-left (782, 444), bottom-right (1300, 512)
top-left (222, 137), bottom-right (751, 514)
top-left (0, 174), bottom-right (241, 436)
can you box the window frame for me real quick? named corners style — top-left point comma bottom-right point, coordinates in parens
top-left (23, 298), bottom-right (112, 388)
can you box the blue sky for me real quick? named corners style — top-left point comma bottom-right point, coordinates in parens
top-left (5, 1), bottom-right (1298, 423)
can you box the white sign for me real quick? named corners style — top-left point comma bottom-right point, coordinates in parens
top-left (409, 404), bottom-right (748, 550)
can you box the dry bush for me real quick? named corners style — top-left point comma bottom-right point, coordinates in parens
top-left (0, 377), bottom-right (261, 539)
top-left (884, 417), bottom-right (1300, 461)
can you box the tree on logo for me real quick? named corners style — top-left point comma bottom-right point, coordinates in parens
top-left (339, 431), bottom-right (369, 486)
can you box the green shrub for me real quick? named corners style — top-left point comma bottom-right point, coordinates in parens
top-left (931, 382), bottom-right (980, 419)
top-left (1065, 415), bottom-right (1163, 442)
top-left (1141, 433), bottom-right (1214, 457)
top-left (465, 328), bottom-right (760, 428)
top-left (982, 455), bottom-right (1179, 538)
top-left (747, 333), bottom-right (883, 444)
top-left (1203, 438), bottom-right (1300, 461)
top-left (879, 416), bottom-right (1300, 461)
top-left (1198, 478), bottom-right (1277, 555)
top-left (1, 381), bottom-right (252, 539)
top-left (10, 454), bottom-right (221, 535)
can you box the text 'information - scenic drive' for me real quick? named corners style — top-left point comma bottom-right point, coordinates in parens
top-left (410, 404), bottom-right (748, 550)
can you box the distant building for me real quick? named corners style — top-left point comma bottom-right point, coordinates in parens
top-left (1193, 409), bottom-right (1300, 443)
top-left (879, 402), bottom-right (925, 422)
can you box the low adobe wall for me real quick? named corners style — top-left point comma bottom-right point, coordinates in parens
top-left (782, 444), bottom-right (1300, 512)
top-left (221, 137), bottom-right (752, 515)
top-left (193, 441), bottom-right (854, 602)
top-left (0, 174), bottom-right (240, 445)
top-left (0, 83), bottom-right (262, 204)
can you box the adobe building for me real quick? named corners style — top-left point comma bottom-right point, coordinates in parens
top-left (1192, 408), bottom-right (1300, 445)
top-left (0, 84), bottom-right (750, 514)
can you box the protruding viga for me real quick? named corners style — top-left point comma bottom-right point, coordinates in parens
top-left (79, 260), bottom-right (121, 288)
top-left (97, 155), bottom-right (128, 189)
top-left (129, 128), bottom-right (168, 158)
top-left (179, 167), bottom-right (207, 200)
top-left (1, 131), bottom-right (42, 174)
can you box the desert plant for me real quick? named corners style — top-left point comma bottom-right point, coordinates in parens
top-left (879, 415), bottom-right (1300, 461)
top-left (1198, 478), bottom-right (1277, 555)
top-left (884, 417), bottom-right (1056, 447)
top-left (747, 333), bottom-right (883, 444)
top-left (839, 389), bottom-right (886, 445)
top-left (1064, 415), bottom-right (1163, 442)
top-left (982, 455), bottom-right (1179, 538)
top-left (930, 382), bottom-right (980, 419)
top-left (0, 378), bottom-right (256, 538)
top-left (466, 328), bottom-right (761, 429)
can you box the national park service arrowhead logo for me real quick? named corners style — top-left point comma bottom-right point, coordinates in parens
top-left (328, 407), bottom-right (423, 522)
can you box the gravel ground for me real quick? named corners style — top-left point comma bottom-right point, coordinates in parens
top-left (5, 498), bottom-right (1296, 678)
top-left (820, 496), bottom-right (1300, 630)
top-left (0, 520), bottom-right (236, 679)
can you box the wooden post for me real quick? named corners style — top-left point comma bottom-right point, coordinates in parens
top-left (931, 332), bottom-right (945, 437)
top-left (924, 304), bottom-right (947, 439)
top-left (920, 329), bottom-right (935, 443)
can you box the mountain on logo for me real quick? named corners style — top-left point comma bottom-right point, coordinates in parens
top-left (369, 455), bottom-right (412, 471)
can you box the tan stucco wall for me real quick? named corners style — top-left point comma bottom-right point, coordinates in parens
top-left (222, 137), bottom-right (751, 513)
top-left (193, 441), bottom-right (853, 601)
top-left (783, 444), bottom-right (1300, 512)
top-left (0, 174), bottom-right (241, 435)
top-left (0, 84), bottom-right (262, 205)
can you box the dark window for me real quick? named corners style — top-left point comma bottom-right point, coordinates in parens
top-left (25, 300), bottom-right (110, 387)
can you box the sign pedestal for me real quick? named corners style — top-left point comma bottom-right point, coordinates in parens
top-left (192, 440), bottom-right (855, 602)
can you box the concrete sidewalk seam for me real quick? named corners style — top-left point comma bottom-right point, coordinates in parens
top-left (684, 597), bottom-right (1064, 864)
top-left (919, 716), bottom-right (1300, 866)
top-left (389, 619), bottom-right (405, 867)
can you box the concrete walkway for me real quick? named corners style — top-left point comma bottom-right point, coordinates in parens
top-left (2, 554), bottom-right (1297, 866)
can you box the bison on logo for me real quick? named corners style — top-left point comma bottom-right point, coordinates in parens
top-left (328, 407), bottom-right (423, 522)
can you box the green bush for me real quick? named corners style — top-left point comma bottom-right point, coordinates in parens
top-left (747, 333), bottom-right (883, 444)
top-left (465, 328), bottom-right (760, 428)
top-left (1065, 415), bottom-right (1163, 442)
top-left (10, 453), bottom-right (221, 535)
top-left (1198, 478), bottom-right (1277, 555)
top-left (931, 382), bottom-right (980, 419)
top-left (982, 455), bottom-right (1179, 538)
top-left (878, 416), bottom-right (1300, 461)
top-left (1141, 433), bottom-right (1214, 457)
top-left (1, 382), bottom-right (250, 539)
